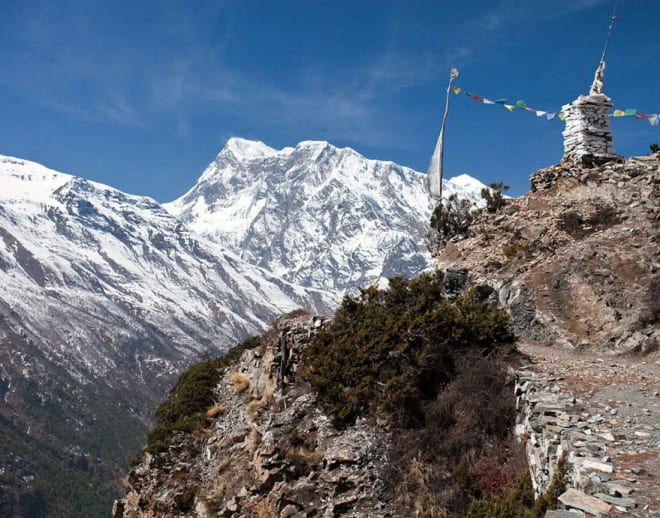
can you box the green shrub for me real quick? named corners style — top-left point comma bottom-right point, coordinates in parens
top-left (302, 272), bottom-right (515, 428)
top-left (481, 182), bottom-right (509, 213)
top-left (146, 336), bottom-right (260, 452)
top-left (428, 194), bottom-right (475, 249)
top-left (651, 143), bottom-right (659, 153)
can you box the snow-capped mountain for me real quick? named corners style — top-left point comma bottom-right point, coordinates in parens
top-left (0, 154), bottom-right (335, 381)
top-left (166, 138), bottom-right (485, 292)
top-left (0, 141), bottom-right (485, 512)
top-left (0, 153), bottom-right (337, 510)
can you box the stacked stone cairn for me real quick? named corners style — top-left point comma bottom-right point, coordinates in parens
top-left (561, 94), bottom-right (618, 166)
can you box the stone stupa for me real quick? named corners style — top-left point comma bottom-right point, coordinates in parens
top-left (561, 61), bottom-right (620, 166)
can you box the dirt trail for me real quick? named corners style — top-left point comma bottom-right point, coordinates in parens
top-left (518, 340), bottom-right (660, 516)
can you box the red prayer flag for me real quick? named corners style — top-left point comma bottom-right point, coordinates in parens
top-left (635, 114), bottom-right (648, 119)
top-left (472, 95), bottom-right (484, 102)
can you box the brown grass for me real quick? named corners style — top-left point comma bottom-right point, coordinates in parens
top-left (246, 399), bottom-right (263, 420)
top-left (205, 404), bottom-right (224, 418)
top-left (248, 426), bottom-right (262, 454)
top-left (230, 372), bottom-right (250, 393)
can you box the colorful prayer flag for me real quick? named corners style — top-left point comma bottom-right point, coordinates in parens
top-left (447, 84), bottom-right (655, 126)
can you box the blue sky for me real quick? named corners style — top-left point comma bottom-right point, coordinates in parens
top-left (1, 0), bottom-right (658, 199)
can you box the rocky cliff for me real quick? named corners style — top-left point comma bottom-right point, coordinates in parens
top-left (114, 312), bottom-right (393, 518)
top-left (115, 153), bottom-right (659, 517)
top-left (436, 152), bottom-right (659, 354)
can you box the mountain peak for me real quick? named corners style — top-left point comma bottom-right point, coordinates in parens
top-left (221, 137), bottom-right (279, 160)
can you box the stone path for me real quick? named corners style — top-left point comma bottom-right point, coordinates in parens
top-left (516, 341), bottom-right (659, 517)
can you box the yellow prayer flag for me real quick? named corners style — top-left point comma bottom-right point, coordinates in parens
top-left (504, 104), bottom-right (515, 112)
top-left (558, 112), bottom-right (566, 120)
top-left (612, 109), bottom-right (625, 117)
top-left (452, 87), bottom-right (461, 95)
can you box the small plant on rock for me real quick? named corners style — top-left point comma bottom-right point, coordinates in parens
top-left (428, 194), bottom-right (475, 250)
top-left (481, 182), bottom-right (509, 213)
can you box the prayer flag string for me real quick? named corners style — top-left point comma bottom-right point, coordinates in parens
top-left (451, 86), bottom-right (658, 126)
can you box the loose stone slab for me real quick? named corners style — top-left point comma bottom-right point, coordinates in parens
top-left (545, 510), bottom-right (585, 518)
top-left (558, 488), bottom-right (612, 516)
top-left (582, 458), bottom-right (614, 473)
top-left (593, 493), bottom-right (636, 508)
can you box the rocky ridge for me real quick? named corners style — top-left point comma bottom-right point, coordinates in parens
top-left (436, 152), bottom-right (659, 354)
top-left (115, 153), bottom-right (659, 517)
top-left (114, 312), bottom-right (392, 517)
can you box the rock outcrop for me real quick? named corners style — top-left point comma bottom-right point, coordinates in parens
top-left (114, 312), bottom-right (392, 517)
top-left (436, 153), bottom-right (659, 354)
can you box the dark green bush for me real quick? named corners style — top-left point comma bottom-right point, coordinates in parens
top-left (650, 143), bottom-right (659, 153)
top-left (428, 194), bottom-right (475, 249)
top-left (302, 272), bottom-right (515, 428)
top-left (146, 336), bottom-right (260, 452)
top-left (481, 182), bottom-right (509, 213)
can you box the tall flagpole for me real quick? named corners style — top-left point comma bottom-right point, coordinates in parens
top-left (428, 68), bottom-right (459, 202)
top-left (590, 0), bottom-right (618, 95)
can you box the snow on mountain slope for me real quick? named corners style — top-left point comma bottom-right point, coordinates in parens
top-left (166, 138), bottom-right (486, 292)
top-left (0, 153), bottom-right (344, 511)
top-left (0, 154), bottom-right (338, 383)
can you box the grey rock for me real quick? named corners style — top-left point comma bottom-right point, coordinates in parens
top-left (593, 493), bottom-right (636, 508)
top-left (558, 488), bottom-right (612, 515)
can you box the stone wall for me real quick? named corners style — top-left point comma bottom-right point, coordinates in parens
top-left (562, 94), bottom-right (617, 166)
top-left (515, 369), bottom-right (644, 516)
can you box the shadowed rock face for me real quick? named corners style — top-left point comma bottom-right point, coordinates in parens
top-left (435, 153), bottom-right (659, 352)
top-left (115, 313), bottom-right (393, 518)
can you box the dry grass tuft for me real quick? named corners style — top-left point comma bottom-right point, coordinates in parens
top-left (246, 385), bottom-right (275, 419)
top-left (230, 372), bottom-right (250, 393)
top-left (246, 399), bottom-right (263, 420)
top-left (248, 426), bottom-right (262, 454)
top-left (205, 404), bottom-right (224, 418)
